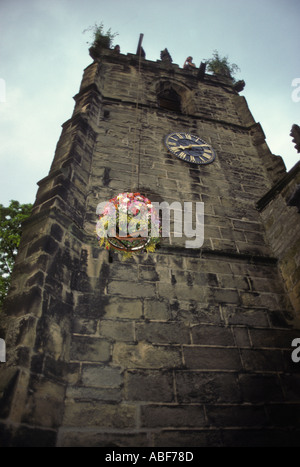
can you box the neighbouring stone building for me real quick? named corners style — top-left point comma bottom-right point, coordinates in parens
top-left (0, 40), bottom-right (299, 447)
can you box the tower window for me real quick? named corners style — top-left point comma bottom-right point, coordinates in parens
top-left (158, 87), bottom-right (181, 113)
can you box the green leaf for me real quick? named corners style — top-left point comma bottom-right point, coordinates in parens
top-left (83, 22), bottom-right (119, 50)
top-left (0, 200), bottom-right (32, 307)
top-left (205, 50), bottom-right (240, 80)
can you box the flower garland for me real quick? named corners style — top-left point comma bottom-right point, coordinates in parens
top-left (96, 192), bottom-right (161, 258)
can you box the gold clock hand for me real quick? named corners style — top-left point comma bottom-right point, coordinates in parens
top-left (190, 144), bottom-right (211, 149)
top-left (177, 144), bottom-right (211, 150)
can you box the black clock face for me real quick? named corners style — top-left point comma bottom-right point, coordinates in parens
top-left (164, 132), bottom-right (216, 165)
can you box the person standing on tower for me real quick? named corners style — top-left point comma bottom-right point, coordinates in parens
top-left (183, 56), bottom-right (196, 69)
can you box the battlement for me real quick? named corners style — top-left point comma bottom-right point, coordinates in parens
top-left (89, 45), bottom-right (243, 90)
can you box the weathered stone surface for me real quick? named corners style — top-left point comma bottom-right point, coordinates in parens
top-left (175, 371), bottom-right (241, 403)
top-left (206, 404), bottom-right (268, 427)
top-left (136, 321), bottom-right (190, 344)
top-left (153, 429), bottom-right (223, 447)
top-left (125, 369), bottom-right (174, 402)
top-left (259, 162), bottom-right (300, 313)
top-left (113, 342), bottom-right (182, 369)
top-left (239, 374), bottom-right (284, 402)
top-left (183, 346), bottom-right (242, 371)
top-left (63, 401), bottom-right (136, 428)
top-left (102, 296), bottom-right (143, 319)
top-left (191, 324), bottom-right (235, 346)
top-left (141, 404), bottom-right (206, 428)
top-left (57, 431), bottom-right (149, 448)
top-left (0, 47), bottom-right (299, 448)
top-left (21, 376), bottom-right (65, 428)
top-left (70, 336), bottom-right (111, 362)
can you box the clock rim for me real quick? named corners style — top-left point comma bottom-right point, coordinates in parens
top-left (164, 132), bottom-right (216, 165)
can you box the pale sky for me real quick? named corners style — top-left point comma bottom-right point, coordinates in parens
top-left (0, 0), bottom-right (299, 206)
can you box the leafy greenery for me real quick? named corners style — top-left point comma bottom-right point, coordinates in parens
top-left (83, 22), bottom-right (119, 50)
top-left (0, 200), bottom-right (32, 307)
top-left (205, 50), bottom-right (240, 79)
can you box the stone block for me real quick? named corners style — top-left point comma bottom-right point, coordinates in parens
top-left (239, 291), bottom-right (280, 310)
top-left (141, 404), bottom-right (206, 428)
top-left (175, 371), bottom-right (241, 403)
top-left (183, 346), bottom-right (242, 371)
top-left (218, 274), bottom-right (249, 291)
top-left (3, 286), bottom-right (43, 318)
top-left (57, 431), bottom-right (149, 447)
top-left (211, 288), bottom-right (240, 305)
top-left (63, 401), bottom-right (136, 428)
top-left (27, 235), bottom-right (59, 257)
top-left (125, 369), bottom-right (174, 402)
top-left (265, 404), bottom-right (300, 427)
top-left (237, 241), bottom-right (271, 257)
top-left (206, 404), bottom-right (268, 427)
top-left (191, 324), bottom-right (234, 346)
top-left (138, 265), bottom-right (159, 281)
top-left (170, 300), bottom-right (223, 324)
top-left (136, 322), bottom-right (190, 344)
top-left (109, 263), bottom-right (139, 282)
top-left (153, 429), bottom-right (223, 447)
top-left (72, 318), bottom-right (97, 335)
top-left (211, 238), bottom-right (238, 253)
top-left (232, 220), bottom-right (263, 232)
top-left (0, 368), bottom-right (20, 419)
top-left (107, 281), bottom-right (156, 298)
top-left (81, 364), bottom-right (123, 388)
top-left (66, 386), bottom-right (122, 402)
top-left (103, 297), bottom-right (143, 319)
top-left (280, 374), bottom-right (300, 401)
top-left (220, 228), bottom-right (245, 242)
top-left (157, 282), bottom-right (211, 302)
top-left (249, 328), bottom-right (298, 349)
top-left (232, 327), bottom-right (251, 347)
top-left (144, 299), bottom-right (170, 320)
top-left (50, 223), bottom-right (64, 242)
top-left (5, 315), bottom-right (37, 349)
top-left (22, 376), bottom-right (65, 429)
top-left (239, 374), bottom-right (283, 403)
top-left (70, 335), bottom-right (111, 362)
top-left (240, 349), bottom-right (285, 372)
top-left (99, 320), bottom-right (135, 342)
top-left (113, 342), bottom-right (182, 369)
top-left (223, 305), bottom-right (270, 327)
top-left (169, 270), bottom-right (219, 288)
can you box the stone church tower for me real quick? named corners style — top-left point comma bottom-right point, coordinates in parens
top-left (0, 39), bottom-right (300, 447)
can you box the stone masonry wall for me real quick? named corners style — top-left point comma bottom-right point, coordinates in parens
top-left (0, 49), bottom-right (299, 447)
top-left (258, 162), bottom-right (300, 314)
top-left (57, 248), bottom-right (300, 447)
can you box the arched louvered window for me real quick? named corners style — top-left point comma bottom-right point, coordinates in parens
top-left (158, 86), bottom-right (182, 113)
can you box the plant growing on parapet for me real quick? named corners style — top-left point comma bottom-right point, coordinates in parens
top-left (83, 22), bottom-right (119, 50)
top-left (205, 50), bottom-right (240, 80)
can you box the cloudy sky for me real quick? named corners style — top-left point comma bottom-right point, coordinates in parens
top-left (0, 0), bottom-right (299, 206)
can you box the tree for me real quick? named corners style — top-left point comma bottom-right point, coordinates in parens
top-left (0, 200), bottom-right (32, 307)
top-left (205, 50), bottom-right (240, 80)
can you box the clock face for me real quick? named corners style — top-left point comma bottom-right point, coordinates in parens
top-left (164, 132), bottom-right (216, 165)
